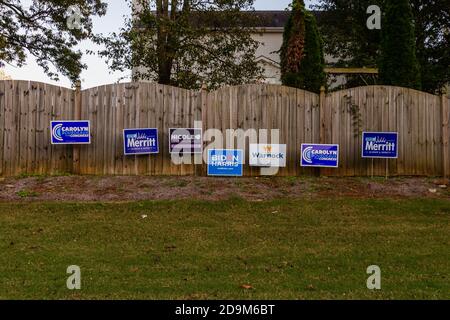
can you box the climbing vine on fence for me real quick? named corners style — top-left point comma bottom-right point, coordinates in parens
top-left (343, 95), bottom-right (362, 138)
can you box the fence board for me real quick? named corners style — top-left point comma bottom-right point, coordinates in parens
top-left (443, 96), bottom-right (450, 177)
top-left (0, 81), bottom-right (4, 176)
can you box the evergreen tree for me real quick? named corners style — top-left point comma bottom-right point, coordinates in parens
top-left (379, 0), bottom-right (421, 90)
top-left (280, 0), bottom-right (326, 93)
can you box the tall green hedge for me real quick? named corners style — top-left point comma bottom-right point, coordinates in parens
top-left (280, 0), bottom-right (326, 93)
top-left (379, 0), bottom-right (421, 90)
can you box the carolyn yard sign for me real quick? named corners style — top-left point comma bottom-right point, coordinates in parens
top-left (249, 144), bottom-right (287, 167)
top-left (301, 144), bottom-right (339, 168)
top-left (169, 128), bottom-right (203, 154)
top-left (362, 132), bottom-right (398, 158)
top-left (207, 149), bottom-right (243, 177)
top-left (51, 121), bottom-right (91, 145)
top-left (123, 128), bottom-right (159, 155)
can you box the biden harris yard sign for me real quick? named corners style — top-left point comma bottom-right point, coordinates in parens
top-left (362, 132), bottom-right (398, 158)
top-left (207, 149), bottom-right (243, 177)
top-left (123, 128), bottom-right (159, 155)
top-left (301, 144), bottom-right (339, 168)
top-left (51, 121), bottom-right (91, 145)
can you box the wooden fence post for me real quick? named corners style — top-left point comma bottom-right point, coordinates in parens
top-left (441, 90), bottom-right (449, 178)
top-left (73, 81), bottom-right (82, 174)
top-left (319, 86), bottom-right (326, 144)
top-left (319, 86), bottom-right (326, 176)
top-left (199, 82), bottom-right (208, 177)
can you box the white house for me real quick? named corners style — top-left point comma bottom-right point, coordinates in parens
top-left (0, 69), bottom-right (12, 80)
top-left (131, 9), bottom-right (290, 85)
top-left (131, 8), bottom-right (341, 87)
top-left (252, 11), bottom-right (347, 87)
top-left (251, 11), bottom-right (289, 84)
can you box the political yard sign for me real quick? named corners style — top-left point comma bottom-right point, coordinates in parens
top-left (207, 149), bottom-right (243, 177)
top-left (249, 144), bottom-right (287, 167)
top-left (169, 128), bottom-right (203, 154)
top-left (362, 132), bottom-right (398, 158)
top-left (51, 121), bottom-right (91, 145)
top-left (301, 144), bottom-right (339, 168)
top-left (123, 128), bottom-right (159, 155)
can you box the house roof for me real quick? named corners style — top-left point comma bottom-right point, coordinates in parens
top-left (135, 10), bottom-right (323, 30)
top-left (252, 11), bottom-right (291, 28)
top-left (251, 10), bottom-right (323, 28)
top-left (255, 55), bottom-right (281, 67)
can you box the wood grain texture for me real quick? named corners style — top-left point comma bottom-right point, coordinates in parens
top-left (0, 81), bottom-right (446, 177)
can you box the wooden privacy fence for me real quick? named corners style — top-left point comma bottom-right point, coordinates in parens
top-left (0, 80), bottom-right (448, 177)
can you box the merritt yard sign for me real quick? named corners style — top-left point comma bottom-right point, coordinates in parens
top-left (123, 128), bottom-right (159, 155)
top-left (362, 132), bottom-right (398, 159)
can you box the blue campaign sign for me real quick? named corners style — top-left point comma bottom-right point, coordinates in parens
top-left (169, 128), bottom-right (203, 154)
top-left (123, 128), bottom-right (159, 155)
top-left (301, 144), bottom-right (339, 168)
top-left (207, 149), bottom-right (243, 177)
top-left (362, 132), bottom-right (398, 159)
top-left (51, 121), bottom-right (91, 145)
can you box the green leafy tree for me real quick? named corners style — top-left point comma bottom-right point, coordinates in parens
top-left (411, 0), bottom-right (450, 93)
top-left (379, 0), bottom-right (421, 90)
top-left (314, 0), bottom-right (383, 88)
top-left (0, 0), bottom-right (107, 83)
top-left (316, 0), bottom-right (449, 93)
top-left (280, 0), bottom-right (325, 93)
top-left (95, 0), bottom-right (263, 90)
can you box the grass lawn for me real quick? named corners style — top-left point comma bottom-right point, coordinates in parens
top-left (0, 198), bottom-right (448, 300)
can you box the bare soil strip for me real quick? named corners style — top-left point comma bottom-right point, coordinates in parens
top-left (0, 176), bottom-right (448, 202)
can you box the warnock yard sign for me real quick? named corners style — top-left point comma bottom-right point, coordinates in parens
top-left (51, 121), bottom-right (91, 145)
top-left (249, 144), bottom-right (287, 167)
top-left (169, 128), bottom-right (203, 154)
top-left (208, 149), bottom-right (243, 177)
top-left (301, 144), bottom-right (339, 168)
top-left (123, 128), bottom-right (159, 155)
top-left (362, 132), bottom-right (398, 158)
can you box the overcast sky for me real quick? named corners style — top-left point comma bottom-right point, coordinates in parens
top-left (4, 0), bottom-right (318, 89)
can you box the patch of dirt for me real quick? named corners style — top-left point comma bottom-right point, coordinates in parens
top-left (0, 175), bottom-right (448, 202)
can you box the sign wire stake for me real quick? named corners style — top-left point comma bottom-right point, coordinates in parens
top-left (371, 159), bottom-right (374, 179)
top-left (385, 159), bottom-right (389, 180)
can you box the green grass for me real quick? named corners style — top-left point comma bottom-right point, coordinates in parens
top-left (15, 190), bottom-right (40, 198)
top-left (0, 198), bottom-right (448, 300)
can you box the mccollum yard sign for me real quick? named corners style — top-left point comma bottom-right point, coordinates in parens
top-left (169, 128), bottom-right (203, 154)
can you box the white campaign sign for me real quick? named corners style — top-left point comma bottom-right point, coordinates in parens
top-left (249, 144), bottom-right (287, 167)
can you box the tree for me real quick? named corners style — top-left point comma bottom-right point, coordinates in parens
top-left (379, 0), bottom-right (421, 90)
top-left (411, 0), bottom-right (450, 93)
top-left (280, 0), bottom-right (326, 93)
top-left (95, 0), bottom-right (263, 90)
top-left (316, 0), bottom-right (449, 93)
top-left (0, 0), bottom-right (107, 84)
top-left (314, 0), bottom-right (383, 88)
